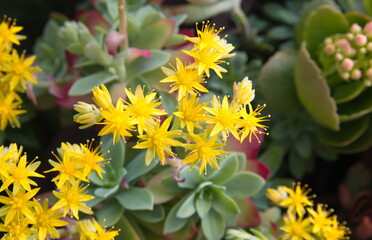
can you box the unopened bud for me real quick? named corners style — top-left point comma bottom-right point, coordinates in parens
top-left (365, 79), bottom-right (372, 86)
top-left (337, 38), bottom-right (354, 56)
top-left (354, 33), bottom-right (367, 46)
top-left (366, 68), bottom-right (372, 79)
top-left (335, 53), bottom-right (343, 61)
top-left (324, 44), bottom-right (335, 55)
top-left (363, 21), bottom-right (372, 37)
top-left (350, 23), bottom-right (362, 33)
top-left (367, 42), bottom-right (372, 51)
top-left (351, 69), bottom-right (362, 80)
top-left (341, 72), bottom-right (350, 80)
top-left (325, 37), bottom-right (332, 44)
top-left (341, 58), bottom-right (354, 71)
top-left (346, 33), bottom-right (354, 40)
top-left (359, 47), bottom-right (366, 54)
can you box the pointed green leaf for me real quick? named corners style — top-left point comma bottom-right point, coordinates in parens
top-left (317, 116), bottom-right (369, 147)
top-left (303, 6), bottom-right (349, 57)
top-left (116, 187), bottom-right (153, 210)
top-left (258, 50), bottom-right (301, 113)
top-left (96, 199), bottom-right (124, 227)
top-left (201, 209), bottom-right (225, 240)
top-left (295, 43), bottom-right (339, 130)
top-left (68, 71), bottom-right (117, 96)
top-left (223, 172), bottom-right (265, 198)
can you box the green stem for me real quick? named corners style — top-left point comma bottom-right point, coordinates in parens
top-left (231, 0), bottom-right (251, 39)
top-left (118, 0), bottom-right (129, 50)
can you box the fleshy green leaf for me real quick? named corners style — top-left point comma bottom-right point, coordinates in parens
top-left (207, 152), bottom-right (239, 184)
top-left (296, 0), bottom-right (340, 44)
top-left (163, 196), bottom-right (189, 234)
top-left (96, 199), bottom-right (124, 227)
top-left (133, 205), bottom-right (165, 223)
top-left (303, 6), bottom-right (349, 57)
top-left (258, 146), bottom-right (285, 178)
top-left (116, 187), bottom-right (154, 210)
top-left (223, 172), bottom-right (265, 198)
top-left (115, 216), bottom-right (145, 240)
top-left (132, 19), bottom-right (175, 49)
top-left (295, 43), bottom-right (339, 130)
top-left (294, 133), bottom-right (312, 159)
top-left (317, 116), bottom-right (370, 147)
top-left (177, 192), bottom-right (196, 218)
top-left (201, 209), bottom-right (225, 240)
top-left (145, 168), bottom-right (178, 204)
top-left (258, 50), bottom-right (301, 113)
top-left (126, 50), bottom-right (170, 81)
top-left (178, 167), bottom-right (206, 189)
top-left (289, 150), bottom-right (312, 179)
top-left (235, 198), bottom-right (261, 228)
top-left (102, 135), bottom-right (126, 172)
top-left (267, 26), bottom-right (294, 40)
top-left (68, 71), bottom-right (117, 96)
top-left (333, 80), bottom-right (366, 104)
top-left (212, 192), bottom-right (240, 216)
top-left (196, 196), bottom-right (212, 218)
top-left (94, 185), bottom-right (119, 198)
top-left (338, 88), bottom-right (372, 122)
top-left (125, 151), bottom-right (158, 184)
top-left (345, 11), bottom-right (372, 25)
top-left (263, 2), bottom-right (299, 25)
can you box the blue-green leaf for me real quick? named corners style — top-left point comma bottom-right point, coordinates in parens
top-left (116, 187), bottom-right (154, 210)
top-left (223, 172), bottom-right (265, 198)
top-left (96, 199), bottom-right (124, 227)
top-left (68, 71), bottom-right (117, 96)
top-left (201, 209), bottom-right (225, 240)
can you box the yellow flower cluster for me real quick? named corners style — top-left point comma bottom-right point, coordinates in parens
top-left (74, 22), bottom-right (269, 174)
top-left (0, 142), bottom-right (118, 240)
top-left (267, 182), bottom-right (350, 240)
top-left (0, 17), bottom-right (40, 130)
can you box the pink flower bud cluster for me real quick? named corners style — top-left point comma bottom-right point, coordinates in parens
top-left (320, 21), bottom-right (372, 86)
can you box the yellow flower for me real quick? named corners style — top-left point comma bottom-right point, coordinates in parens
top-left (79, 140), bottom-right (108, 179)
top-left (182, 132), bottom-right (227, 174)
top-left (173, 94), bottom-right (208, 133)
top-left (160, 58), bottom-right (208, 101)
top-left (0, 217), bottom-right (35, 240)
top-left (92, 84), bottom-right (114, 110)
top-left (204, 95), bottom-right (240, 142)
top-left (281, 213), bottom-right (313, 240)
top-left (78, 218), bottom-right (119, 240)
top-left (133, 116), bottom-right (182, 166)
top-left (0, 145), bottom-right (17, 179)
top-left (73, 101), bottom-right (103, 129)
top-left (232, 77), bottom-right (255, 106)
top-left (0, 188), bottom-right (38, 225)
top-left (0, 154), bottom-right (44, 193)
top-left (322, 216), bottom-right (350, 240)
top-left (52, 182), bottom-right (94, 219)
top-left (0, 91), bottom-right (26, 130)
top-left (98, 99), bottom-right (136, 143)
top-left (307, 204), bottom-right (333, 234)
top-left (237, 103), bottom-right (269, 143)
top-left (2, 50), bottom-right (40, 91)
top-left (280, 183), bottom-right (314, 217)
top-left (266, 186), bottom-right (289, 205)
top-left (46, 152), bottom-right (88, 188)
top-left (125, 85), bottom-right (166, 135)
top-left (0, 17), bottom-right (25, 46)
top-left (183, 21), bottom-right (235, 78)
top-left (32, 199), bottom-right (68, 240)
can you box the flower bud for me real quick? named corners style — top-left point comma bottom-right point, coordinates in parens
top-left (346, 33), bottom-right (354, 40)
top-left (324, 44), bottom-right (335, 55)
top-left (351, 69), bottom-right (362, 80)
top-left (267, 186), bottom-right (289, 205)
top-left (325, 37), bottom-right (332, 44)
top-left (366, 68), bottom-right (372, 79)
top-left (337, 39), bottom-right (354, 56)
top-left (363, 21), bottom-right (372, 37)
top-left (341, 58), bottom-right (354, 71)
top-left (233, 76), bottom-right (255, 105)
top-left (350, 23), bottom-right (362, 33)
top-left (335, 53), bottom-right (343, 61)
top-left (367, 42), bottom-right (372, 51)
top-left (359, 47), bottom-right (366, 54)
top-left (341, 72), bottom-right (350, 80)
top-left (354, 33), bottom-right (367, 46)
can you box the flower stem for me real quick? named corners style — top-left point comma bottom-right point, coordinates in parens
top-left (118, 0), bottom-right (129, 50)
